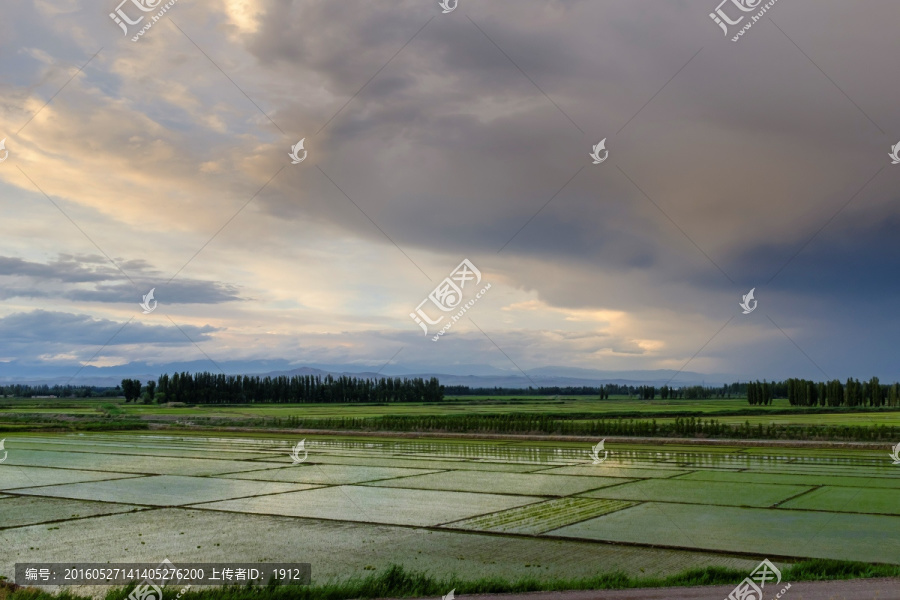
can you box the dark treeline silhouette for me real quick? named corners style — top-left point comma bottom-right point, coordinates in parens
top-left (445, 385), bottom-right (616, 396)
top-left (746, 381), bottom-right (773, 405)
top-left (4, 376), bottom-right (900, 408)
top-left (120, 372), bottom-right (443, 404)
top-left (445, 383), bottom-right (747, 399)
top-left (0, 384), bottom-right (118, 399)
top-left (783, 377), bottom-right (900, 407)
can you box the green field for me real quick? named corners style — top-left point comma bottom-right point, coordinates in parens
top-left (2, 431), bottom-right (898, 596)
top-left (0, 395), bottom-right (792, 418)
top-left (5, 396), bottom-right (900, 432)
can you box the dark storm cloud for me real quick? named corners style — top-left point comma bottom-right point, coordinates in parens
top-left (242, 0), bottom-right (900, 318)
top-left (235, 0), bottom-right (900, 379)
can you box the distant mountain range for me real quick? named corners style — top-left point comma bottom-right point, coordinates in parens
top-left (0, 359), bottom-right (729, 388)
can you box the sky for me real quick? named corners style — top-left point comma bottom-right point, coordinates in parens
top-left (0, 0), bottom-right (899, 383)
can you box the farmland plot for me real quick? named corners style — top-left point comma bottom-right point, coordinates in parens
top-left (579, 478), bottom-right (811, 508)
top-left (1, 431), bottom-right (898, 594)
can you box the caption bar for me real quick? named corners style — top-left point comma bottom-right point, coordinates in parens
top-left (15, 563), bottom-right (311, 586)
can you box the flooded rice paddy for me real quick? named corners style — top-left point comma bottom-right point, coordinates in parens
top-left (1, 432), bottom-right (898, 593)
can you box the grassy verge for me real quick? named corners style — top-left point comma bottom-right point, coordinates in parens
top-left (3, 561), bottom-right (899, 600)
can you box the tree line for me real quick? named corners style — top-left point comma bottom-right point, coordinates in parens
top-left (783, 377), bottom-right (900, 407)
top-left (0, 384), bottom-right (118, 398)
top-left (746, 381), bottom-right (773, 405)
top-left (120, 372), bottom-right (443, 404)
top-left (444, 383), bottom-right (746, 399)
top-left (444, 385), bottom-right (619, 396)
top-left (6, 375), bottom-right (900, 408)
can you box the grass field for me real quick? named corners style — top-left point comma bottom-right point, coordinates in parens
top-left (2, 431), bottom-right (898, 597)
top-left (5, 396), bottom-right (900, 430)
top-left (0, 395), bottom-right (791, 417)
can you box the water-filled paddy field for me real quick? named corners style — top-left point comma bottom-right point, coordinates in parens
top-left (1, 432), bottom-right (898, 592)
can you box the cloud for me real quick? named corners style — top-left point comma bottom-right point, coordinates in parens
top-left (0, 310), bottom-right (217, 347)
top-left (0, 254), bottom-right (245, 305)
top-left (1, 0), bottom-right (899, 380)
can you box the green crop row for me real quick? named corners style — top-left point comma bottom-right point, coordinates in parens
top-left (450, 497), bottom-right (637, 534)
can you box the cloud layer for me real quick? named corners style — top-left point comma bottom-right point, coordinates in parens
top-left (1, 0), bottom-right (899, 380)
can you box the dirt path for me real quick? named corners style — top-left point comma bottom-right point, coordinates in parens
top-left (408, 578), bottom-right (899, 600)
